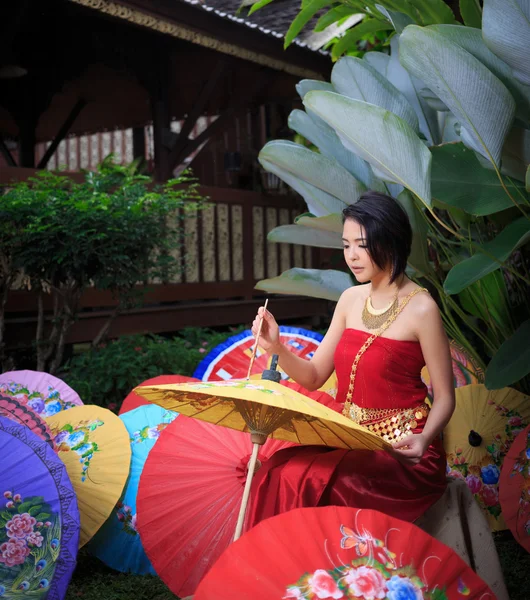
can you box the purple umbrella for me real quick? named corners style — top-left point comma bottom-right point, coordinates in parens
top-left (0, 416), bottom-right (80, 600)
top-left (0, 370), bottom-right (82, 418)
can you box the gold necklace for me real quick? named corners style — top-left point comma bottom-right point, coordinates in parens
top-left (361, 289), bottom-right (399, 330)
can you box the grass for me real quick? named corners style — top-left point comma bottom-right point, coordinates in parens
top-left (67, 535), bottom-right (529, 600)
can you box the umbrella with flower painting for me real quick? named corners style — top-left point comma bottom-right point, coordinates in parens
top-left (421, 341), bottom-right (483, 400)
top-left (87, 404), bottom-right (178, 574)
top-left (0, 394), bottom-right (56, 450)
top-left (193, 326), bottom-right (339, 399)
top-left (0, 416), bottom-right (80, 600)
top-left (499, 424), bottom-right (530, 552)
top-left (46, 405), bottom-right (131, 547)
top-left (119, 375), bottom-right (198, 415)
top-left (194, 505), bottom-right (494, 600)
top-left (444, 384), bottom-right (530, 531)
top-left (0, 370), bottom-right (82, 418)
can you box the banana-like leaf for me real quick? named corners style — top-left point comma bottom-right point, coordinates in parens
top-left (331, 56), bottom-right (419, 133)
top-left (268, 224), bottom-right (343, 248)
top-left (248, 0), bottom-right (275, 15)
top-left (459, 0), bottom-right (482, 28)
top-left (417, 87), bottom-right (450, 112)
top-left (255, 268), bottom-right (352, 301)
top-left (284, 0), bottom-right (333, 48)
top-left (526, 165), bottom-right (530, 192)
top-left (397, 189), bottom-right (432, 276)
top-left (259, 140), bottom-right (365, 208)
top-left (439, 113), bottom-right (462, 143)
top-left (485, 319), bottom-right (530, 389)
top-left (430, 25), bottom-right (530, 121)
top-left (363, 51), bottom-right (390, 76)
top-left (400, 25), bottom-right (516, 167)
top-left (386, 36), bottom-right (440, 144)
top-left (332, 17), bottom-right (392, 59)
top-left (294, 212), bottom-right (344, 233)
top-left (501, 127), bottom-right (530, 183)
top-left (304, 91), bottom-right (432, 207)
top-left (483, 0), bottom-right (530, 86)
top-left (407, 0), bottom-right (456, 25)
top-left (444, 216), bottom-right (530, 294)
top-left (288, 109), bottom-right (382, 190)
top-left (431, 143), bottom-right (528, 215)
top-left (375, 4), bottom-right (414, 33)
top-left (296, 80), bottom-right (335, 100)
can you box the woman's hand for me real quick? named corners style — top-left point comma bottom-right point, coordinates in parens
top-left (251, 306), bottom-right (281, 354)
top-left (391, 433), bottom-right (429, 466)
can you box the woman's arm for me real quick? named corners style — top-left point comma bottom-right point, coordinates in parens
top-left (251, 288), bottom-right (353, 390)
top-left (392, 295), bottom-right (455, 463)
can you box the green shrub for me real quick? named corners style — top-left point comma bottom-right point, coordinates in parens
top-left (61, 327), bottom-right (244, 411)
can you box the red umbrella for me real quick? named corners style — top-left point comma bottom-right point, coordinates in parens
top-left (195, 505), bottom-right (494, 600)
top-left (119, 375), bottom-right (198, 415)
top-left (136, 415), bottom-right (295, 598)
top-left (0, 394), bottom-right (56, 449)
top-left (499, 424), bottom-right (530, 552)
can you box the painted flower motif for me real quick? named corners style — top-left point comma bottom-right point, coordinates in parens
top-left (344, 566), bottom-right (387, 600)
top-left (3, 491), bottom-right (12, 499)
top-left (481, 464), bottom-right (500, 485)
top-left (386, 576), bottom-right (423, 600)
top-left (309, 569), bottom-right (343, 599)
top-left (66, 431), bottom-right (86, 447)
top-left (284, 587), bottom-right (303, 599)
top-left (54, 430), bottom-right (69, 445)
top-left (6, 513), bottom-right (36, 540)
top-left (446, 468), bottom-right (465, 481)
top-left (480, 484), bottom-right (499, 507)
top-left (0, 537), bottom-right (31, 567)
top-left (130, 514), bottom-right (137, 531)
top-left (27, 397), bottom-right (46, 414)
top-left (43, 399), bottom-right (63, 417)
top-left (525, 448), bottom-right (530, 460)
top-left (465, 474), bottom-right (482, 494)
top-left (12, 494), bottom-right (21, 503)
top-left (5, 501), bottom-right (14, 509)
top-left (26, 531), bottom-right (44, 547)
top-left (509, 416), bottom-right (523, 427)
top-left (74, 443), bottom-right (92, 455)
top-left (0, 584), bottom-right (5, 596)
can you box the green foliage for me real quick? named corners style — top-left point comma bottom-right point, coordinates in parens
top-left (61, 327), bottom-right (244, 410)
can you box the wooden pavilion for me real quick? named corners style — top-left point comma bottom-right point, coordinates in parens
top-left (0, 0), bottom-right (335, 349)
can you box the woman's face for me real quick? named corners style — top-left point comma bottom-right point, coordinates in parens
top-left (342, 218), bottom-right (382, 283)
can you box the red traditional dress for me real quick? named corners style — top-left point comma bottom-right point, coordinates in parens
top-left (247, 327), bottom-right (447, 527)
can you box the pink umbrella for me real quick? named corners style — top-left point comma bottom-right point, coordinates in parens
top-left (0, 394), bottom-right (57, 450)
top-left (0, 370), bottom-right (82, 418)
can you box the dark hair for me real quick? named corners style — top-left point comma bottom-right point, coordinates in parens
top-left (342, 190), bottom-right (412, 283)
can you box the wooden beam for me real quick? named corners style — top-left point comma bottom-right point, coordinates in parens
top-left (168, 58), bottom-right (230, 164)
top-left (0, 138), bottom-right (17, 167)
top-left (37, 98), bottom-right (87, 169)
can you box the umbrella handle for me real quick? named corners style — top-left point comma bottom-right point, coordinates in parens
top-left (234, 441), bottom-right (261, 541)
top-left (246, 298), bottom-right (269, 380)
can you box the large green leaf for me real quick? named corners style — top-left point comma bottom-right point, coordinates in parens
top-left (431, 143), bottom-right (528, 215)
top-left (315, 6), bottom-right (360, 32)
top-left (331, 18), bottom-right (392, 59)
top-left (268, 224), bottom-right (343, 248)
top-left (255, 268), bottom-right (352, 301)
top-left (397, 189), bottom-right (432, 275)
top-left (288, 109), bottom-right (382, 190)
top-left (501, 127), bottom-right (530, 183)
top-left (259, 140), bottom-right (365, 209)
top-left (248, 0), bottom-right (275, 15)
top-left (430, 25), bottom-right (530, 121)
top-left (296, 80), bottom-right (335, 100)
top-left (304, 91), bottom-right (432, 206)
top-left (483, 0), bottom-right (530, 86)
top-left (331, 56), bottom-right (419, 132)
top-left (400, 25), bottom-right (516, 167)
top-left (294, 212), bottom-right (344, 233)
top-left (444, 217), bottom-right (530, 293)
top-left (485, 319), bottom-right (530, 388)
top-left (407, 0), bottom-right (456, 24)
top-left (375, 5), bottom-right (414, 33)
top-left (284, 0), bottom-right (333, 48)
top-left (459, 0), bottom-right (482, 28)
top-left (363, 51), bottom-right (390, 76)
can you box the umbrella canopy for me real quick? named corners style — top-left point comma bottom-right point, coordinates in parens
top-left (444, 384), bottom-right (530, 531)
top-left (46, 405), bottom-right (131, 547)
top-left (499, 424), bottom-right (530, 552)
top-left (119, 375), bottom-right (198, 415)
top-left (134, 378), bottom-right (389, 451)
top-left (0, 416), bottom-right (80, 600)
top-left (137, 415), bottom-right (294, 598)
top-left (87, 404), bottom-right (178, 573)
top-left (0, 370), bottom-right (82, 418)
top-left (0, 395), bottom-right (56, 450)
top-left (194, 505), bottom-right (494, 600)
top-left (421, 341), bottom-right (483, 399)
top-left (193, 326), bottom-right (323, 382)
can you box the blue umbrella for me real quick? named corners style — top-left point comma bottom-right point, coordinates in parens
top-left (0, 416), bottom-right (80, 600)
top-left (87, 404), bottom-right (178, 574)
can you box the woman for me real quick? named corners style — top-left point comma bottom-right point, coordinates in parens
top-left (248, 191), bottom-right (455, 527)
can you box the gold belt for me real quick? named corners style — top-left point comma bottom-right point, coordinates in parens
top-left (348, 402), bottom-right (430, 444)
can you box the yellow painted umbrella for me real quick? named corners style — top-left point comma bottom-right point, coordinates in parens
top-left (46, 405), bottom-right (131, 547)
top-left (135, 366), bottom-right (389, 539)
top-left (444, 384), bottom-right (530, 531)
